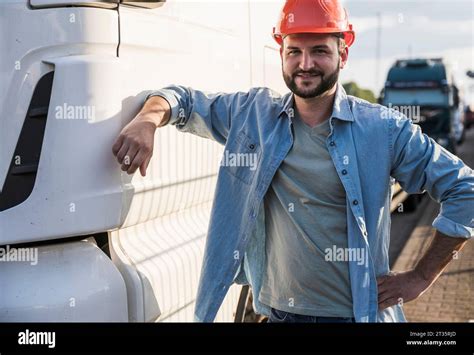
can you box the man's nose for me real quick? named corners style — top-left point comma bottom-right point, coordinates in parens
top-left (299, 51), bottom-right (314, 71)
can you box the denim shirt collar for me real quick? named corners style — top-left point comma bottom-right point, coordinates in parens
top-left (278, 83), bottom-right (355, 122)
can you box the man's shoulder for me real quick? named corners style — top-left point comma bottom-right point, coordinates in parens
top-left (240, 87), bottom-right (288, 112)
top-left (247, 86), bottom-right (285, 100)
top-left (346, 95), bottom-right (408, 123)
top-left (346, 95), bottom-right (384, 117)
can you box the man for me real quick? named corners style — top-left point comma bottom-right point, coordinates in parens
top-left (112, 0), bottom-right (473, 322)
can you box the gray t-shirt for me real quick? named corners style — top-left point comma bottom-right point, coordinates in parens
top-left (259, 112), bottom-right (353, 317)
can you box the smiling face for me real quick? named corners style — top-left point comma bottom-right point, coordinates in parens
top-left (281, 33), bottom-right (348, 99)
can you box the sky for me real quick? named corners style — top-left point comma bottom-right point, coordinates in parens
top-left (339, 0), bottom-right (474, 102)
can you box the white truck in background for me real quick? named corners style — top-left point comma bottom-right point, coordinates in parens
top-left (0, 0), bottom-right (287, 322)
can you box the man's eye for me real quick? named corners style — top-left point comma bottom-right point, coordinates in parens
top-left (288, 50), bottom-right (299, 55)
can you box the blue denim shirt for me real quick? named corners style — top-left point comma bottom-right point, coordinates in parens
top-left (147, 84), bottom-right (474, 322)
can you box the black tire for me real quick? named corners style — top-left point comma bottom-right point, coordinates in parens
top-left (448, 139), bottom-right (457, 155)
top-left (458, 128), bottom-right (466, 145)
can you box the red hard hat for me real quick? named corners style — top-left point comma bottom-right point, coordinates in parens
top-left (273, 0), bottom-right (355, 47)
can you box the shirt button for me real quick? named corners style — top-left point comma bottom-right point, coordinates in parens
top-left (329, 141), bottom-right (335, 146)
top-left (249, 144), bottom-right (255, 150)
top-left (352, 199), bottom-right (359, 205)
top-left (342, 169), bottom-right (348, 175)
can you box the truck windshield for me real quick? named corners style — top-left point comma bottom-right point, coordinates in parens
top-left (384, 88), bottom-right (448, 106)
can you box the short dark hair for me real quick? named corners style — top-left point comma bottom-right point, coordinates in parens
top-left (332, 33), bottom-right (346, 54)
top-left (282, 33), bottom-right (346, 54)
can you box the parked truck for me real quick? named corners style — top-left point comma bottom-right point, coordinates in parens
top-left (379, 58), bottom-right (465, 212)
top-left (380, 58), bottom-right (463, 154)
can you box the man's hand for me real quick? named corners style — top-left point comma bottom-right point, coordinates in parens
top-left (377, 231), bottom-right (468, 311)
top-left (112, 95), bottom-right (171, 176)
top-left (112, 118), bottom-right (156, 176)
top-left (376, 270), bottom-right (432, 311)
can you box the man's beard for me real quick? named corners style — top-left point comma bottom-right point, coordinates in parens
top-left (283, 61), bottom-right (340, 99)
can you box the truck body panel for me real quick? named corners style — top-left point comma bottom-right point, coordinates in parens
top-left (0, 238), bottom-right (128, 321)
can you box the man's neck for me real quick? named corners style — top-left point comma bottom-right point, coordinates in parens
top-left (294, 84), bottom-right (337, 128)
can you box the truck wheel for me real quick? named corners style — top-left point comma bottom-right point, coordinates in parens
top-left (458, 128), bottom-right (466, 145)
top-left (448, 140), bottom-right (457, 155)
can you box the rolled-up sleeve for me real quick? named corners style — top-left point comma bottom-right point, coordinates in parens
top-left (145, 85), bottom-right (258, 145)
top-left (389, 115), bottom-right (474, 238)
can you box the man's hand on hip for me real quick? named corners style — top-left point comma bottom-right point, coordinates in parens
top-left (376, 270), bottom-right (432, 311)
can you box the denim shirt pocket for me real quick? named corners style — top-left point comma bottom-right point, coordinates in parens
top-left (222, 130), bottom-right (261, 185)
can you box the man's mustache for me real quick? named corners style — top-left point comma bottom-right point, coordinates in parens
top-left (293, 70), bottom-right (323, 77)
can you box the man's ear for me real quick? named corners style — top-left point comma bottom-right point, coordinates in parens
top-left (340, 46), bottom-right (349, 69)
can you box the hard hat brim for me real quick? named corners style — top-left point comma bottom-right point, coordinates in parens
top-left (273, 28), bottom-right (355, 47)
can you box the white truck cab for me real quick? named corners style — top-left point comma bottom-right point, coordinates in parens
top-left (0, 0), bottom-right (286, 322)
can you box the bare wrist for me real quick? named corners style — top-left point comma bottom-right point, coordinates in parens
top-left (413, 266), bottom-right (436, 284)
top-left (140, 95), bottom-right (171, 127)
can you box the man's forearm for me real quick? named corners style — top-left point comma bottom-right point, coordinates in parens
top-left (414, 230), bottom-right (468, 283)
top-left (138, 95), bottom-right (171, 128)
